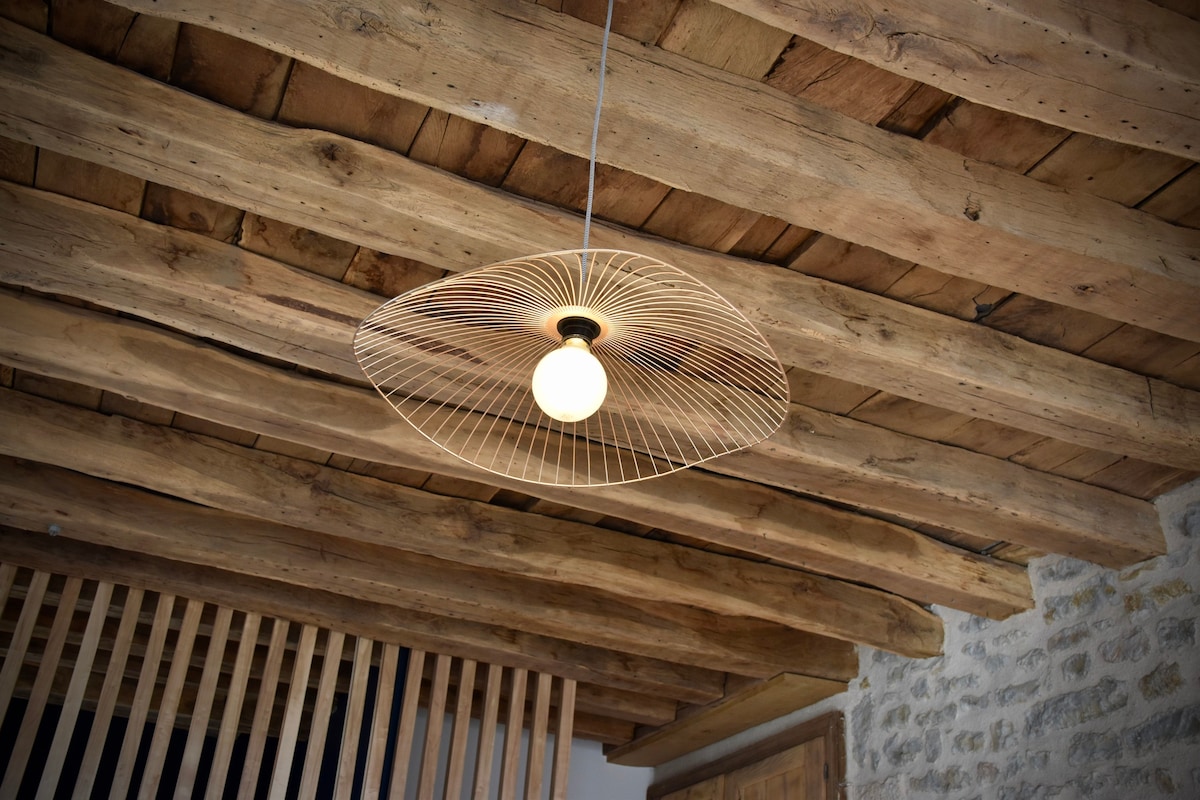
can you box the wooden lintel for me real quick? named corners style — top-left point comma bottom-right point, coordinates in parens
top-left (606, 673), bottom-right (847, 767)
top-left (78, 4), bottom-right (1200, 340)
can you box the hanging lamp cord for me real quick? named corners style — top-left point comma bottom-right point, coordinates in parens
top-left (581, 0), bottom-right (615, 280)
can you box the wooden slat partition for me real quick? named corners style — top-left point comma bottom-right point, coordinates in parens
top-left (0, 561), bottom-right (583, 798)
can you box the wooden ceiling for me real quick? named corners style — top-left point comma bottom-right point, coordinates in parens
top-left (0, 0), bottom-right (1197, 764)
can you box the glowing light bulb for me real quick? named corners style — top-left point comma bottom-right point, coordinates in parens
top-left (532, 337), bottom-right (608, 422)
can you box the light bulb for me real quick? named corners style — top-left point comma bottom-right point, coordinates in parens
top-left (532, 337), bottom-right (608, 422)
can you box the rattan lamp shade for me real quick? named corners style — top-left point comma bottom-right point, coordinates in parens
top-left (353, 249), bottom-right (789, 486)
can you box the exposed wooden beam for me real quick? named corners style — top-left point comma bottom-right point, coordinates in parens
top-left (2, 35), bottom-right (1196, 465)
top-left (0, 293), bottom-right (1048, 614)
top-left (3, 184), bottom-right (1196, 487)
top-left (0, 458), bottom-right (930, 662)
top-left (85, 3), bottom-right (1200, 339)
top-left (714, 0), bottom-right (1200, 159)
top-left (0, 527), bottom-right (725, 704)
top-left (0, 387), bottom-right (920, 656)
top-left (606, 673), bottom-right (847, 767)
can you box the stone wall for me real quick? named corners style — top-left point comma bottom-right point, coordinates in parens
top-left (655, 480), bottom-right (1200, 799)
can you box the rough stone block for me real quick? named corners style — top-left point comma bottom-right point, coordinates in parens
top-left (1098, 628), bottom-right (1151, 663)
top-left (1047, 622), bottom-right (1091, 652)
top-left (1125, 703), bottom-right (1200, 757)
top-left (910, 766), bottom-right (970, 794)
top-left (997, 679), bottom-right (1041, 707)
top-left (1060, 652), bottom-right (1091, 682)
top-left (1155, 616), bottom-right (1195, 650)
top-left (1067, 731), bottom-right (1122, 765)
top-left (1139, 662), bottom-right (1183, 700)
top-left (1025, 677), bottom-right (1128, 736)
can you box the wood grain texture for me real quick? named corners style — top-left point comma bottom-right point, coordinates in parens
top-left (0, 386), bottom-right (955, 646)
top-left (4, 32), bottom-right (1197, 461)
top-left (0, 285), bottom-right (1161, 573)
top-left (607, 673), bottom-right (846, 767)
top-left (0, 528), bottom-right (725, 705)
top-left (717, 0), bottom-right (1200, 159)
top-left (0, 457), bottom-right (913, 663)
top-left (83, 2), bottom-right (1200, 339)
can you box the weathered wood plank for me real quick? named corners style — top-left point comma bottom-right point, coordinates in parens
top-left (0, 458), bottom-right (920, 661)
top-left (0, 386), bottom-right (951, 647)
top-left (0, 185), bottom-right (1179, 549)
top-left (0, 527), bottom-right (726, 704)
top-left (0, 287), bottom-right (1161, 572)
top-left (0, 295), bottom-right (1033, 617)
top-left (715, 0), bottom-right (1200, 160)
top-left (2, 32), bottom-right (1196, 467)
top-left (606, 673), bottom-right (847, 767)
top-left (83, 2), bottom-right (1200, 339)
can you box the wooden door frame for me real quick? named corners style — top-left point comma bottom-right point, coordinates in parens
top-left (646, 712), bottom-right (845, 799)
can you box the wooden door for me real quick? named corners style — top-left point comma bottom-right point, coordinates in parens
top-left (724, 737), bottom-right (826, 799)
top-left (651, 713), bottom-right (841, 800)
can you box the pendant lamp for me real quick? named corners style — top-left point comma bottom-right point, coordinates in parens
top-left (354, 2), bottom-right (788, 487)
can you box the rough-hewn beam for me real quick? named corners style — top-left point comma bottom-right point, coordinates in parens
top-left (0, 457), bottom-right (929, 662)
top-left (88, 3), bottom-right (1200, 339)
top-left (2, 37), bottom-right (1196, 465)
top-left (0, 186), bottom-right (1167, 567)
top-left (0, 387), bottom-right (917, 658)
top-left (606, 673), bottom-right (847, 767)
top-left (0, 527), bottom-right (725, 704)
top-left (0, 291), bottom-right (1047, 614)
top-left (715, 0), bottom-right (1200, 159)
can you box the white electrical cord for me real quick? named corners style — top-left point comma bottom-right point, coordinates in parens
top-left (580, 0), bottom-right (615, 280)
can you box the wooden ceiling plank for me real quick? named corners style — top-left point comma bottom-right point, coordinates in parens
top-left (0, 458), bottom-right (891, 665)
top-left (605, 673), bottom-right (847, 767)
top-left (3, 41), bottom-right (1195, 467)
top-left (0, 288), bottom-right (1039, 615)
top-left (712, 0), bottom-right (1200, 159)
top-left (88, 2), bottom-right (1200, 339)
top-left (0, 387), bottom-right (927, 659)
top-left (0, 527), bottom-right (723, 706)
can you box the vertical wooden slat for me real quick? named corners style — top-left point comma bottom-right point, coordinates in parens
top-left (498, 667), bottom-right (529, 800)
top-left (0, 569), bottom-right (50, 723)
top-left (549, 678), bottom-right (577, 800)
top-left (472, 663), bottom-right (505, 800)
top-left (111, 592), bottom-right (177, 799)
top-left (443, 658), bottom-right (478, 800)
top-left (0, 563), bottom-right (18, 611)
top-left (299, 629), bottom-right (346, 796)
top-left (416, 653), bottom-right (453, 800)
top-left (139, 597), bottom-right (205, 799)
top-left (523, 672), bottom-right (554, 800)
top-left (0, 575), bottom-right (83, 799)
top-left (387, 648), bottom-right (426, 799)
top-left (362, 643), bottom-right (400, 799)
top-left (206, 611), bottom-right (263, 800)
top-left (176, 605), bottom-right (234, 799)
top-left (74, 587), bottom-right (144, 800)
top-left (335, 636), bottom-right (376, 799)
top-left (238, 617), bottom-right (291, 800)
top-left (37, 581), bottom-right (114, 800)
top-left (268, 623), bottom-right (319, 799)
